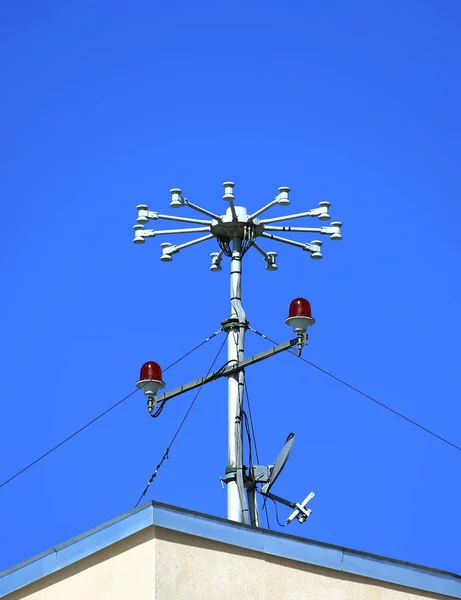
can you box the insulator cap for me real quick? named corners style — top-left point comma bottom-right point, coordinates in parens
top-left (140, 361), bottom-right (163, 382)
top-left (288, 298), bottom-right (312, 319)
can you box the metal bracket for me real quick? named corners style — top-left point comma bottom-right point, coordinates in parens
top-left (245, 465), bottom-right (272, 487)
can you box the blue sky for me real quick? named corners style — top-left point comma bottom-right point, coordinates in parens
top-left (1, 0), bottom-right (461, 577)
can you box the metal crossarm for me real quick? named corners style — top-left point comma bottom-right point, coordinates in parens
top-left (154, 338), bottom-right (297, 405)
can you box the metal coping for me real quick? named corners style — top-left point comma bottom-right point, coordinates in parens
top-left (1, 501), bottom-right (460, 598)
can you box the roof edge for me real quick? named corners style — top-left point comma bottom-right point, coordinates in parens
top-left (1, 501), bottom-right (460, 598)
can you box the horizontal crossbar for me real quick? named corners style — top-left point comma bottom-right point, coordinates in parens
top-left (155, 338), bottom-right (297, 404)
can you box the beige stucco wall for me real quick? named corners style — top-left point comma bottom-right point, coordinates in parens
top-left (5, 526), bottom-right (453, 600)
top-left (6, 527), bottom-right (155, 600)
top-left (155, 528), bottom-right (448, 600)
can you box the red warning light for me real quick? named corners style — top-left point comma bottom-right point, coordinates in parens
top-left (288, 298), bottom-right (312, 319)
top-left (140, 361), bottom-right (163, 382)
top-left (285, 297), bottom-right (315, 333)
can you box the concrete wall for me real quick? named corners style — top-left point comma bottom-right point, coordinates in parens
top-left (5, 526), bottom-right (451, 600)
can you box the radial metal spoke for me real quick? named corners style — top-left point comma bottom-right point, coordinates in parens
top-left (261, 231), bottom-right (308, 249)
top-left (252, 242), bottom-right (270, 258)
top-left (248, 199), bottom-right (280, 221)
top-left (173, 233), bottom-right (214, 252)
top-left (157, 213), bottom-right (211, 225)
top-left (184, 200), bottom-right (222, 221)
top-left (252, 242), bottom-right (278, 270)
top-left (259, 211), bottom-right (319, 224)
top-left (149, 227), bottom-right (210, 236)
top-left (264, 225), bottom-right (323, 233)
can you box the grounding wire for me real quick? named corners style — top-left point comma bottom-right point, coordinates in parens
top-left (0, 329), bottom-right (224, 491)
top-left (242, 411), bottom-right (254, 469)
top-left (257, 490), bottom-right (285, 528)
top-left (134, 332), bottom-right (229, 508)
top-left (248, 326), bottom-right (461, 454)
top-left (268, 494), bottom-right (285, 527)
top-left (244, 380), bottom-right (271, 530)
top-left (244, 382), bottom-right (260, 465)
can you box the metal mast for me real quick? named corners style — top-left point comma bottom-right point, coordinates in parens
top-left (133, 182), bottom-right (342, 525)
top-left (226, 233), bottom-right (247, 522)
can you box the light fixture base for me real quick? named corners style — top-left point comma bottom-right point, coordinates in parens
top-left (136, 379), bottom-right (166, 397)
top-left (285, 315), bottom-right (315, 332)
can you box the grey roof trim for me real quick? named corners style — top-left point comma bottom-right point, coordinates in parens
top-left (1, 501), bottom-right (460, 598)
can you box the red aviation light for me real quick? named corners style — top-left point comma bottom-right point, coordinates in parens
top-left (288, 298), bottom-right (312, 320)
top-left (140, 361), bottom-right (163, 382)
top-left (137, 361), bottom-right (166, 398)
top-left (285, 297), bottom-right (315, 333)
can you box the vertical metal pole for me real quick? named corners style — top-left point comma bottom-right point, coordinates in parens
top-left (227, 325), bottom-right (241, 521)
top-left (247, 488), bottom-right (260, 527)
top-left (227, 236), bottom-right (249, 523)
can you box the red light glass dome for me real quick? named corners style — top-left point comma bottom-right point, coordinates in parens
top-left (140, 361), bottom-right (163, 382)
top-left (288, 298), bottom-right (312, 319)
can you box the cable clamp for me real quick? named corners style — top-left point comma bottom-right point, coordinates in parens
top-left (221, 317), bottom-right (250, 332)
top-left (221, 468), bottom-right (237, 485)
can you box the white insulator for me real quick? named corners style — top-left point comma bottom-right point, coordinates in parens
top-left (222, 181), bottom-right (235, 201)
top-left (210, 252), bottom-right (222, 272)
top-left (160, 242), bottom-right (174, 261)
top-left (330, 221), bottom-right (342, 240)
top-left (318, 201), bottom-right (331, 221)
top-left (265, 251), bottom-right (278, 270)
top-left (133, 224), bottom-right (145, 244)
top-left (311, 240), bottom-right (323, 259)
top-left (277, 187), bottom-right (290, 206)
top-left (170, 188), bottom-right (184, 208)
top-left (136, 204), bottom-right (149, 224)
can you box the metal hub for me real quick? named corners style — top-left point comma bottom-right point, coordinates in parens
top-left (211, 207), bottom-right (258, 256)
